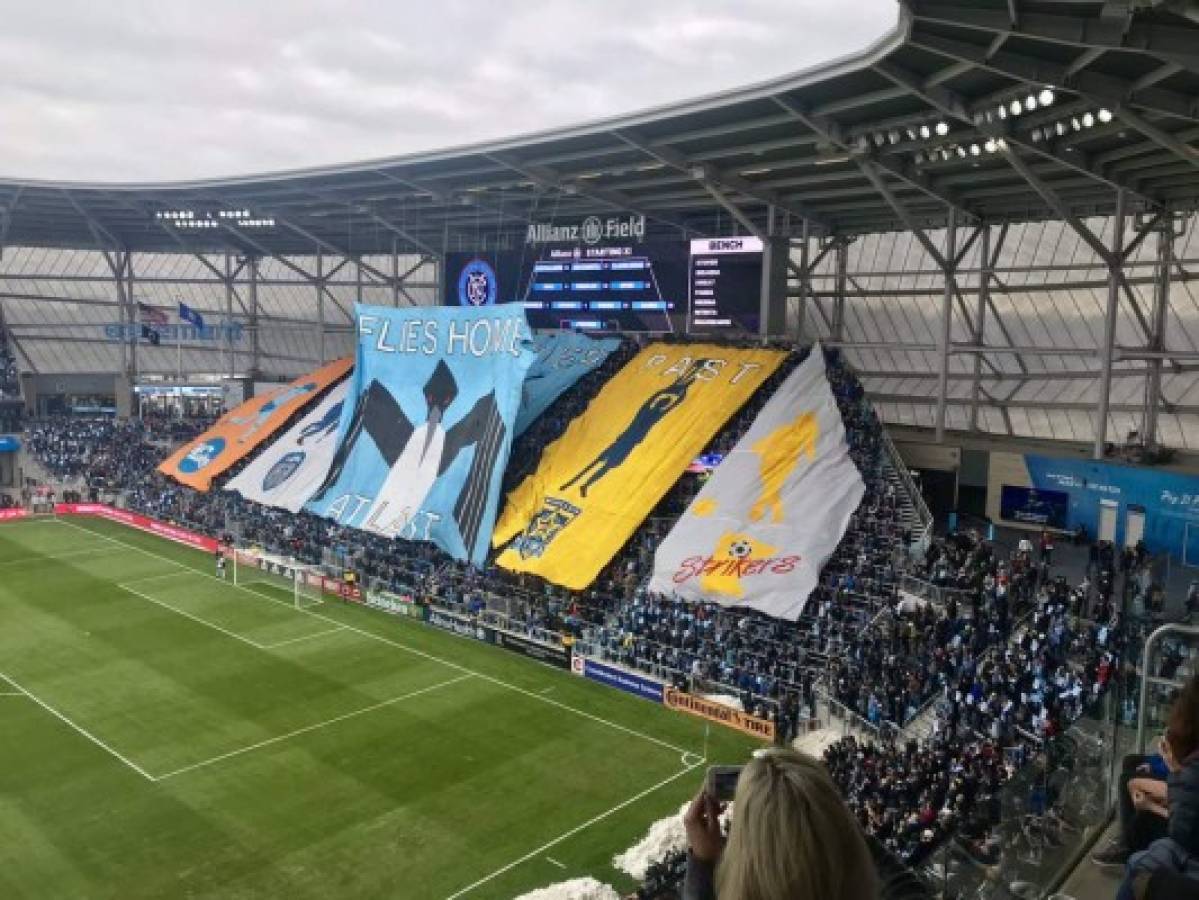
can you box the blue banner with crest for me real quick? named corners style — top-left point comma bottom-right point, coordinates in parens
top-left (306, 302), bottom-right (534, 565)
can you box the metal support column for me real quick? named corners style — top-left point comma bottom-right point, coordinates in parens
top-left (248, 256), bottom-right (261, 378)
top-left (935, 210), bottom-right (958, 443)
top-left (125, 252), bottom-right (137, 380)
top-left (1095, 189), bottom-right (1128, 460)
top-left (832, 239), bottom-right (848, 342)
top-left (392, 239), bottom-right (401, 307)
top-left (1144, 220), bottom-right (1174, 446)
top-left (795, 220), bottom-right (810, 345)
top-left (971, 224), bottom-right (990, 432)
top-left (316, 250), bottom-right (327, 364)
top-left (224, 253), bottom-right (236, 380)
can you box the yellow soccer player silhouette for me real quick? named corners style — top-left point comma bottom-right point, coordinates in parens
top-left (700, 532), bottom-right (779, 598)
top-left (749, 411), bottom-right (818, 523)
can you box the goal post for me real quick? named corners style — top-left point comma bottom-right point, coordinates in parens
top-left (230, 548), bottom-right (326, 609)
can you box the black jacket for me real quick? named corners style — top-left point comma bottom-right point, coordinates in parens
top-left (1168, 752), bottom-right (1199, 855)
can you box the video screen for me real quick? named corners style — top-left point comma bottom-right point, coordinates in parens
top-left (1000, 485), bottom-right (1069, 529)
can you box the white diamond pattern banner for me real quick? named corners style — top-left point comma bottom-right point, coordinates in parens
top-left (225, 379), bottom-right (350, 513)
top-left (647, 348), bottom-right (865, 620)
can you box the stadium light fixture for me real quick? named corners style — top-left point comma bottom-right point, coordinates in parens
top-left (997, 105), bottom-right (1008, 121)
top-left (906, 127), bottom-right (917, 141)
top-left (888, 130), bottom-right (900, 145)
top-left (1024, 94), bottom-right (1038, 112)
top-left (1072, 117), bottom-right (1083, 131)
top-left (935, 121), bottom-right (949, 137)
top-left (1056, 121), bottom-right (1068, 136)
top-left (956, 146), bottom-right (967, 158)
top-left (1039, 88), bottom-right (1055, 107)
top-left (970, 143), bottom-right (981, 156)
top-left (1010, 99), bottom-right (1022, 116)
top-left (984, 138), bottom-right (997, 153)
top-left (919, 124), bottom-right (931, 140)
top-left (1098, 108), bottom-right (1113, 124)
top-left (1082, 112), bottom-right (1095, 128)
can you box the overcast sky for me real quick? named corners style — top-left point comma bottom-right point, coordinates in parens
top-left (1, 0), bottom-right (897, 183)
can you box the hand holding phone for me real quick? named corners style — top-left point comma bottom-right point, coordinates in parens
top-left (706, 765), bottom-right (743, 802)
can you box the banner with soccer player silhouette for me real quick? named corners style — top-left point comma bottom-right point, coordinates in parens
top-left (647, 347), bottom-right (864, 619)
top-left (158, 357), bottom-right (353, 491)
top-left (225, 379), bottom-right (351, 513)
top-left (493, 343), bottom-right (783, 590)
top-left (305, 302), bottom-right (534, 566)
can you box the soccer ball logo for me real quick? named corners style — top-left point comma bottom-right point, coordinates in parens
top-left (457, 259), bottom-right (498, 306)
top-left (728, 539), bottom-right (754, 559)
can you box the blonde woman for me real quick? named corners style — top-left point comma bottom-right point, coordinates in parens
top-left (684, 749), bottom-right (879, 900)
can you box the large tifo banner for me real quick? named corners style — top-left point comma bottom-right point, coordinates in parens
top-left (493, 343), bottom-right (784, 590)
top-left (306, 303), bottom-right (534, 566)
top-left (648, 348), bottom-right (864, 620)
top-left (225, 379), bottom-right (351, 513)
top-left (515, 332), bottom-right (621, 435)
top-left (158, 357), bottom-right (352, 491)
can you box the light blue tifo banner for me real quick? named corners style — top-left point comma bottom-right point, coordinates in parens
top-left (515, 332), bottom-right (621, 435)
top-left (306, 302), bottom-right (535, 565)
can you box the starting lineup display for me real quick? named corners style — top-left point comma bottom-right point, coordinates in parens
top-left (444, 226), bottom-right (763, 333)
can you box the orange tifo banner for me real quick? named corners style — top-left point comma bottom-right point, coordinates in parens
top-left (157, 357), bottom-right (352, 491)
top-left (492, 343), bottom-right (784, 590)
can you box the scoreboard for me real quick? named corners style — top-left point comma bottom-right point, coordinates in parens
top-left (443, 230), bottom-right (764, 333)
top-left (687, 236), bottom-right (764, 332)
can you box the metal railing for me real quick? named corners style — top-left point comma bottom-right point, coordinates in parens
top-left (898, 573), bottom-right (973, 609)
top-left (1136, 622), bottom-right (1199, 752)
top-left (878, 424), bottom-right (933, 553)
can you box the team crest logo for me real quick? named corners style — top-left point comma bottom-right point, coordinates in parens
top-left (457, 259), bottom-right (498, 307)
top-left (581, 216), bottom-right (603, 244)
top-left (178, 437), bottom-right (226, 474)
top-left (512, 496), bottom-right (581, 559)
top-left (263, 451), bottom-right (306, 491)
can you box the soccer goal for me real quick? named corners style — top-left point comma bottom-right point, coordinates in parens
top-left (230, 549), bottom-right (326, 609)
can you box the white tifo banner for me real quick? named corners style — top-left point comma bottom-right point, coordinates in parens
top-left (648, 347), bottom-right (865, 620)
top-left (226, 380), bottom-right (349, 513)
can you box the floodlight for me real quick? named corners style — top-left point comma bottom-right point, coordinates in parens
top-left (1039, 88), bottom-right (1055, 107)
top-left (1025, 94), bottom-right (1038, 112)
top-left (984, 139), bottom-right (997, 153)
top-left (1082, 112), bottom-right (1095, 128)
top-left (935, 121), bottom-right (949, 136)
top-left (919, 124), bottom-right (931, 140)
top-left (970, 143), bottom-right (981, 156)
top-left (1010, 99), bottom-right (1022, 116)
top-left (1098, 108), bottom-right (1113, 124)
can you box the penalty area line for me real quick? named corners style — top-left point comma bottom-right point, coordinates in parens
top-left (61, 518), bottom-right (698, 761)
top-left (155, 673), bottom-right (473, 780)
top-left (445, 759), bottom-right (704, 899)
top-left (0, 668), bottom-right (157, 781)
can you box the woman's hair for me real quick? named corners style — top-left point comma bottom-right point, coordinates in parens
top-left (1167, 675), bottom-right (1199, 761)
top-left (716, 749), bottom-right (879, 900)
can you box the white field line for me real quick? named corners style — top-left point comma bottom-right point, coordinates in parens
top-left (544, 857), bottom-right (566, 870)
top-left (118, 582), bottom-right (266, 650)
top-left (445, 759), bottom-right (704, 900)
top-left (0, 545), bottom-right (121, 567)
top-left (0, 668), bottom-right (157, 781)
top-left (156, 674), bottom-right (473, 780)
top-left (259, 626), bottom-right (347, 649)
top-left (63, 519), bottom-right (696, 759)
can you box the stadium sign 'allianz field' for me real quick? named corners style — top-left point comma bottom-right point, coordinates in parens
top-left (525, 214), bottom-right (645, 245)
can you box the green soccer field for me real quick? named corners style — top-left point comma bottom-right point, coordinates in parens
top-left (0, 516), bottom-right (759, 899)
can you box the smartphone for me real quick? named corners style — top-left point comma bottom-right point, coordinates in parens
top-left (706, 765), bottom-right (743, 802)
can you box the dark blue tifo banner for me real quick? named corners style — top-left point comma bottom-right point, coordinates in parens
top-left (515, 332), bottom-right (621, 435)
top-left (307, 303), bottom-right (534, 566)
top-left (571, 656), bottom-right (664, 703)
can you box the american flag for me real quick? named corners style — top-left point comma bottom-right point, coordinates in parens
top-left (137, 302), bottom-right (168, 325)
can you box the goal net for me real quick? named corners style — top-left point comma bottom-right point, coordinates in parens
top-left (230, 549), bottom-right (326, 609)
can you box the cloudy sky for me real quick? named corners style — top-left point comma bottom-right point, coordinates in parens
top-left (1, 0), bottom-right (897, 183)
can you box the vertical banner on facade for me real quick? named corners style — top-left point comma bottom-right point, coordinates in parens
top-left (306, 303), bottom-right (534, 566)
top-left (157, 357), bottom-right (353, 491)
top-left (225, 379), bottom-right (351, 512)
top-left (515, 332), bottom-right (622, 435)
top-left (647, 348), bottom-right (864, 620)
top-left (493, 343), bottom-right (784, 590)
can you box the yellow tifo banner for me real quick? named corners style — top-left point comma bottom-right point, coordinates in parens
top-left (157, 356), bottom-right (353, 492)
top-left (492, 343), bottom-right (784, 589)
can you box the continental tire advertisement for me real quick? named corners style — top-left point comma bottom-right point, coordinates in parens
top-left (663, 687), bottom-right (775, 741)
top-left (493, 631), bottom-right (570, 669)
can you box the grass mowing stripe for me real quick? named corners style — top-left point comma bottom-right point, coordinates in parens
top-left (444, 759), bottom-right (703, 899)
top-left (155, 674), bottom-right (474, 781)
top-left (0, 668), bottom-right (157, 782)
top-left (61, 517), bottom-right (698, 759)
top-left (0, 545), bottom-right (122, 567)
top-left (118, 580), bottom-right (267, 649)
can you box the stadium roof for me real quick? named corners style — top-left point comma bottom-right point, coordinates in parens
top-left (1, 0), bottom-right (1198, 257)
